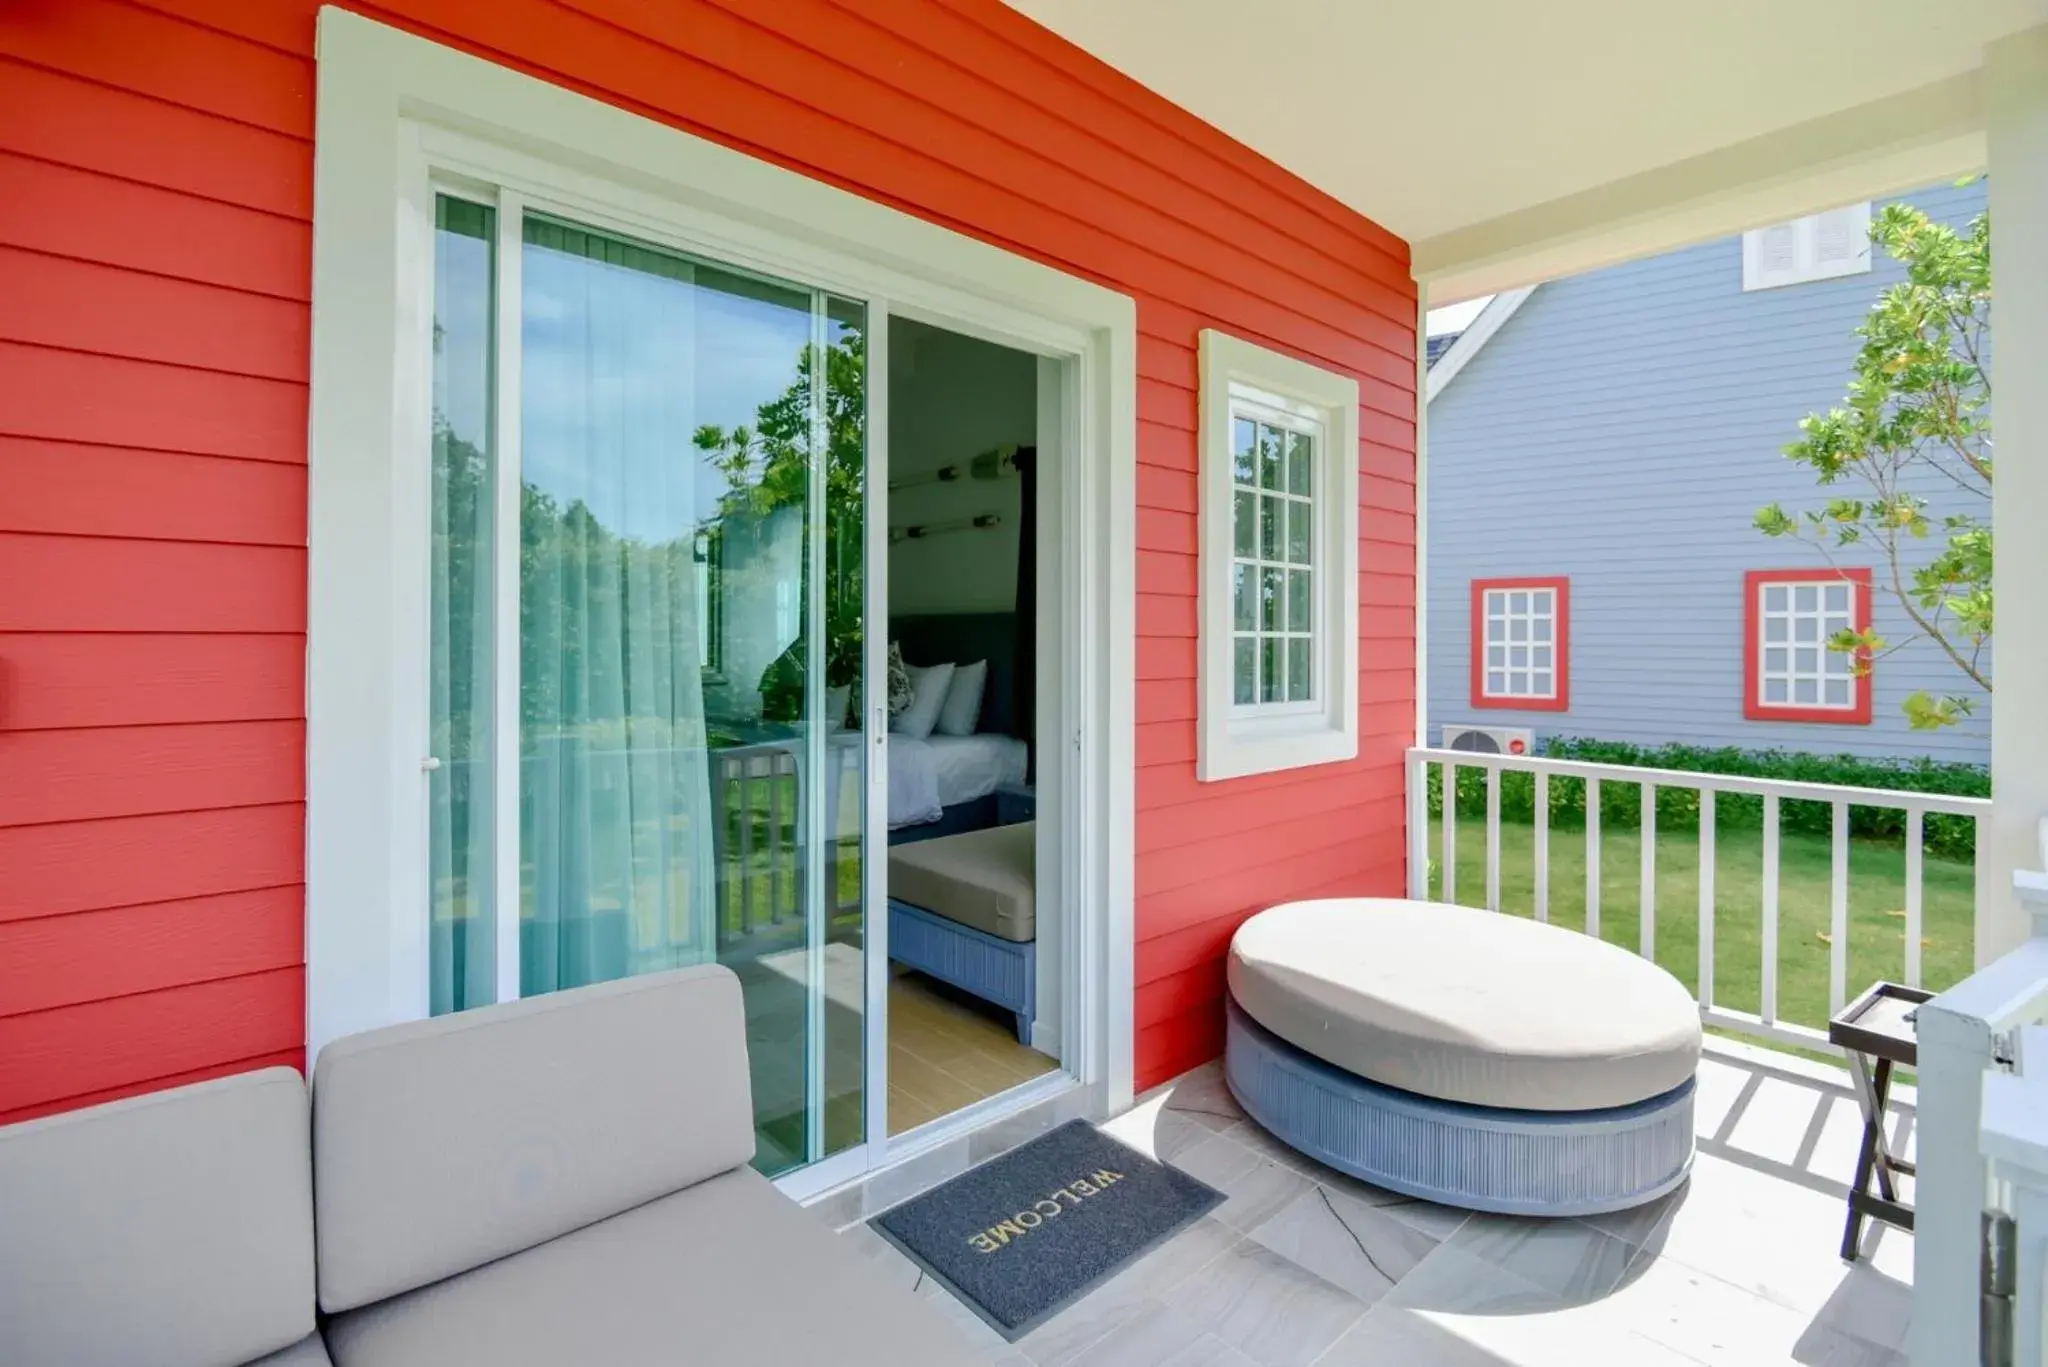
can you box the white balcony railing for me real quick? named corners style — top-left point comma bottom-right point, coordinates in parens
top-left (1405, 745), bottom-right (1993, 1056)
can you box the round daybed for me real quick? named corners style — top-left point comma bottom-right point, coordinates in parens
top-left (1224, 898), bottom-right (1702, 1217)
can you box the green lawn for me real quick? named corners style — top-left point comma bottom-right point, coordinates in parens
top-left (1426, 816), bottom-right (1976, 1039)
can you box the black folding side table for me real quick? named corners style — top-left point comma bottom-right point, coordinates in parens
top-left (1828, 981), bottom-right (1930, 1262)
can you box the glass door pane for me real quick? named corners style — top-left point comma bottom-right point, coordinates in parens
top-left (427, 197), bottom-right (497, 1017)
top-left (427, 195), bottom-right (869, 1177)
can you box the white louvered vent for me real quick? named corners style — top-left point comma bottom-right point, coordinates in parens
top-left (1743, 203), bottom-right (1872, 292)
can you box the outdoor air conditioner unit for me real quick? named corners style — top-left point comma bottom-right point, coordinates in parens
top-left (1441, 725), bottom-right (1534, 757)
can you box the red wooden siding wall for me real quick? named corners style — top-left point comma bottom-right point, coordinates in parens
top-left (0, 0), bottom-right (1415, 1118)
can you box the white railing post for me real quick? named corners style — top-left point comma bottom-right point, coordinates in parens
top-left (1640, 783), bottom-right (1657, 960)
top-left (1698, 788), bottom-right (1716, 1012)
top-left (1486, 764), bottom-right (1501, 912)
top-left (1762, 793), bottom-right (1781, 1027)
top-left (1830, 800), bottom-right (1849, 1017)
top-left (1906, 808), bottom-right (1925, 989)
top-left (1402, 745), bottom-right (1990, 1057)
top-left (1585, 777), bottom-right (1601, 940)
top-left (1442, 761), bottom-right (1457, 905)
top-left (1406, 751), bottom-right (1428, 900)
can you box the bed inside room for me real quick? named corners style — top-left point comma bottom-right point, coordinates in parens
top-left (882, 318), bottom-right (1059, 1134)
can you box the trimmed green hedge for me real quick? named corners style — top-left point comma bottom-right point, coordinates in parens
top-left (1426, 738), bottom-right (1987, 863)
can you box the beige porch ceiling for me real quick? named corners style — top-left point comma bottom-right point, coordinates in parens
top-left (1001, 0), bottom-right (2048, 300)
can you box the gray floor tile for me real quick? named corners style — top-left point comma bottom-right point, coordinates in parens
top-left (1169, 1131), bottom-right (1312, 1233)
top-left (1015, 1217), bottom-right (1241, 1367)
top-left (1244, 1184), bottom-right (1439, 1305)
top-left (1151, 1064), bottom-right (1248, 1133)
top-left (1314, 1305), bottom-right (1528, 1367)
top-left (1065, 1300), bottom-right (1259, 1367)
top-left (1098, 1098), bottom-right (1214, 1165)
top-left (1163, 1236), bottom-right (1366, 1367)
top-left (1445, 1214), bottom-right (1639, 1303)
top-left (1384, 1243), bottom-right (1566, 1317)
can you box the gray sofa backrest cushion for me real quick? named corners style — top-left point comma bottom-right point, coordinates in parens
top-left (0, 1067), bottom-right (316, 1367)
top-left (312, 963), bottom-right (756, 1312)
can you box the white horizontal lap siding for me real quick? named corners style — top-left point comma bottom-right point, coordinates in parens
top-left (1425, 180), bottom-right (1990, 763)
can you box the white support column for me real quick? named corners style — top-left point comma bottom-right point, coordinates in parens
top-left (1414, 284), bottom-right (1430, 752)
top-left (1987, 24), bottom-right (2048, 964)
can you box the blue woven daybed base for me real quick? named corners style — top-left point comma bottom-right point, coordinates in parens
top-left (1224, 999), bottom-right (1694, 1217)
top-left (889, 898), bottom-right (1035, 1044)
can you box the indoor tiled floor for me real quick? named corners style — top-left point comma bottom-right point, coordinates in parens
top-left (889, 969), bottom-right (1061, 1135)
top-left (836, 1040), bottom-right (1917, 1366)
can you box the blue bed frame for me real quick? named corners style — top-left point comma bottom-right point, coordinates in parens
top-left (888, 897), bottom-right (1036, 1044)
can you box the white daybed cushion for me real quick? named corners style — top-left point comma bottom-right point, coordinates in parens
top-left (888, 820), bottom-right (1035, 942)
top-left (1228, 898), bottom-right (1701, 1112)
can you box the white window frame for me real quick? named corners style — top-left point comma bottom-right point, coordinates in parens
top-left (1756, 578), bottom-right (1860, 711)
top-left (1479, 586), bottom-right (1559, 702)
top-left (1195, 330), bottom-right (1359, 781)
top-left (306, 11), bottom-right (1140, 1126)
top-left (1742, 202), bottom-right (1873, 291)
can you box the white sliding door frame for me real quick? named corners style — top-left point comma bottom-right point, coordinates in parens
top-left (308, 9), bottom-right (1137, 1178)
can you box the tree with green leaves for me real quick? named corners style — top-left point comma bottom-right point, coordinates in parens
top-left (1755, 194), bottom-right (1992, 729)
top-left (694, 330), bottom-right (868, 721)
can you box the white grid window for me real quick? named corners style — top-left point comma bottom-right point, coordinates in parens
top-left (1229, 411), bottom-right (1316, 708)
top-left (1758, 580), bottom-right (1857, 709)
top-left (1481, 588), bottom-right (1558, 700)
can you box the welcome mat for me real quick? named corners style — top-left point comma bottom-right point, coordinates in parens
top-left (871, 1119), bottom-right (1224, 1341)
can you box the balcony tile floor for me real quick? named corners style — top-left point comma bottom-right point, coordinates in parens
top-left (836, 1039), bottom-right (1916, 1366)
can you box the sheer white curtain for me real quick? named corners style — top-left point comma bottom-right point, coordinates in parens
top-left (518, 219), bottom-right (717, 994)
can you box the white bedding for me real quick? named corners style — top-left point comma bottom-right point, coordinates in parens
top-left (885, 733), bottom-right (1028, 829)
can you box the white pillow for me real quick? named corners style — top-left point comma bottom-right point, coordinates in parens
top-left (890, 661), bottom-right (956, 741)
top-left (936, 660), bottom-right (988, 737)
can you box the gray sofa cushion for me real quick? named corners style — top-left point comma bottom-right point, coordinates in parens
top-left (313, 964), bottom-right (755, 1312)
top-left (0, 1067), bottom-right (316, 1367)
top-left (250, 1334), bottom-right (337, 1366)
top-left (324, 1167), bottom-right (981, 1367)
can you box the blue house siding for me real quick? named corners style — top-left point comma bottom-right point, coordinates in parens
top-left (1426, 181), bottom-right (1991, 764)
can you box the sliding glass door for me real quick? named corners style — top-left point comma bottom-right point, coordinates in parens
top-left (426, 194), bottom-right (869, 1175)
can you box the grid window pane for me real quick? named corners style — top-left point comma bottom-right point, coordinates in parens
top-left (1233, 564), bottom-right (1256, 630)
top-left (1286, 639), bottom-right (1312, 702)
top-left (1232, 418), bottom-right (1257, 485)
top-left (1478, 582), bottom-right (1561, 701)
top-left (1285, 500), bottom-right (1311, 565)
top-left (1286, 430), bottom-right (1312, 496)
top-left (1259, 426), bottom-right (1284, 491)
top-left (1287, 570), bottom-right (1311, 632)
top-left (1228, 404), bottom-right (1321, 713)
top-left (1756, 577), bottom-right (1859, 711)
